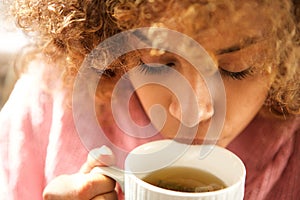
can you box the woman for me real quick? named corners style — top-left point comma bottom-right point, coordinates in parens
top-left (0, 0), bottom-right (299, 199)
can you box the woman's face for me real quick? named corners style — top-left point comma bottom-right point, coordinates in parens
top-left (127, 1), bottom-right (277, 146)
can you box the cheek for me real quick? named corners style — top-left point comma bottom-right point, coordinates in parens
top-left (135, 84), bottom-right (187, 138)
top-left (221, 76), bottom-right (270, 142)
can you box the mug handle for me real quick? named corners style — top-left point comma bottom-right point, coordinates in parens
top-left (91, 166), bottom-right (125, 191)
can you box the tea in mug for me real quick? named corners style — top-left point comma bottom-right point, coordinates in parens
top-left (142, 166), bottom-right (226, 193)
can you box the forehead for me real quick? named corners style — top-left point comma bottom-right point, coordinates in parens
top-left (135, 0), bottom-right (280, 52)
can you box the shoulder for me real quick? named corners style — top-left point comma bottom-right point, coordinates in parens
top-left (0, 57), bottom-right (65, 128)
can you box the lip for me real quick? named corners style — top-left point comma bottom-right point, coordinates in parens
top-left (173, 137), bottom-right (220, 145)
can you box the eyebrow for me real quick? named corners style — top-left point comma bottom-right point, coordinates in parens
top-left (132, 30), bottom-right (153, 46)
top-left (133, 30), bottom-right (263, 57)
top-left (216, 36), bottom-right (261, 55)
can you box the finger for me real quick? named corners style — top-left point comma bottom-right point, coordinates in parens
top-left (84, 172), bottom-right (116, 197)
top-left (43, 173), bottom-right (116, 200)
top-left (91, 191), bottom-right (118, 200)
top-left (80, 146), bottom-right (115, 173)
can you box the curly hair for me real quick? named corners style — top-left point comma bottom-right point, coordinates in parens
top-left (12, 0), bottom-right (300, 118)
top-left (263, 0), bottom-right (300, 118)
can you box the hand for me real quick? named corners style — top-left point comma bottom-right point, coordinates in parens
top-left (43, 146), bottom-right (118, 200)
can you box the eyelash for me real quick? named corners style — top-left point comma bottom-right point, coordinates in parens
top-left (219, 67), bottom-right (253, 80)
top-left (139, 61), bottom-right (253, 80)
top-left (138, 61), bottom-right (174, 74)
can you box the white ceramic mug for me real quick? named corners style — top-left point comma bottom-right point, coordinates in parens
top-left (92, 139), bottom-right (246, 200)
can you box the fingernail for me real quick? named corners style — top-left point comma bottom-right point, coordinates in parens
top-left (89, 145), bottom-right (113, 159)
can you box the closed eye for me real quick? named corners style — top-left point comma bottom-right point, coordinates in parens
top-left (138, 60), bottom-right (175, 75)
top-left (219, 67), bottom-right (254, 80)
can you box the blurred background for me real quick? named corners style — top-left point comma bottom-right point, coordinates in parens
top-left (0, 1), bottom-right (29, 109)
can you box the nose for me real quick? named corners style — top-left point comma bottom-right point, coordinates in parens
top-left (168, 61), bottom-right (214, 127)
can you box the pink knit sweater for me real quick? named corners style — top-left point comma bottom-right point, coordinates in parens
top-left (0, 63), bottom-right (299, 199)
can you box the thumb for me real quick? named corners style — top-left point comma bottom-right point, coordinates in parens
top-left (80, 145), bottom-right (115, 173)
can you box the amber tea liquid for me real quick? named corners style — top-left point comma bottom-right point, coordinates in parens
top-left (142, 166), bottom-right (227, 193)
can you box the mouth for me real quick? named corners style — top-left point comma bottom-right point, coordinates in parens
top-left (160, 121), bottom-right (224, 146)
top-left (172, 137), bottom-right (220, 145)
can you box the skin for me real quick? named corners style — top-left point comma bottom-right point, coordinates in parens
top-left (43, 1), bottom-right (279, 199)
